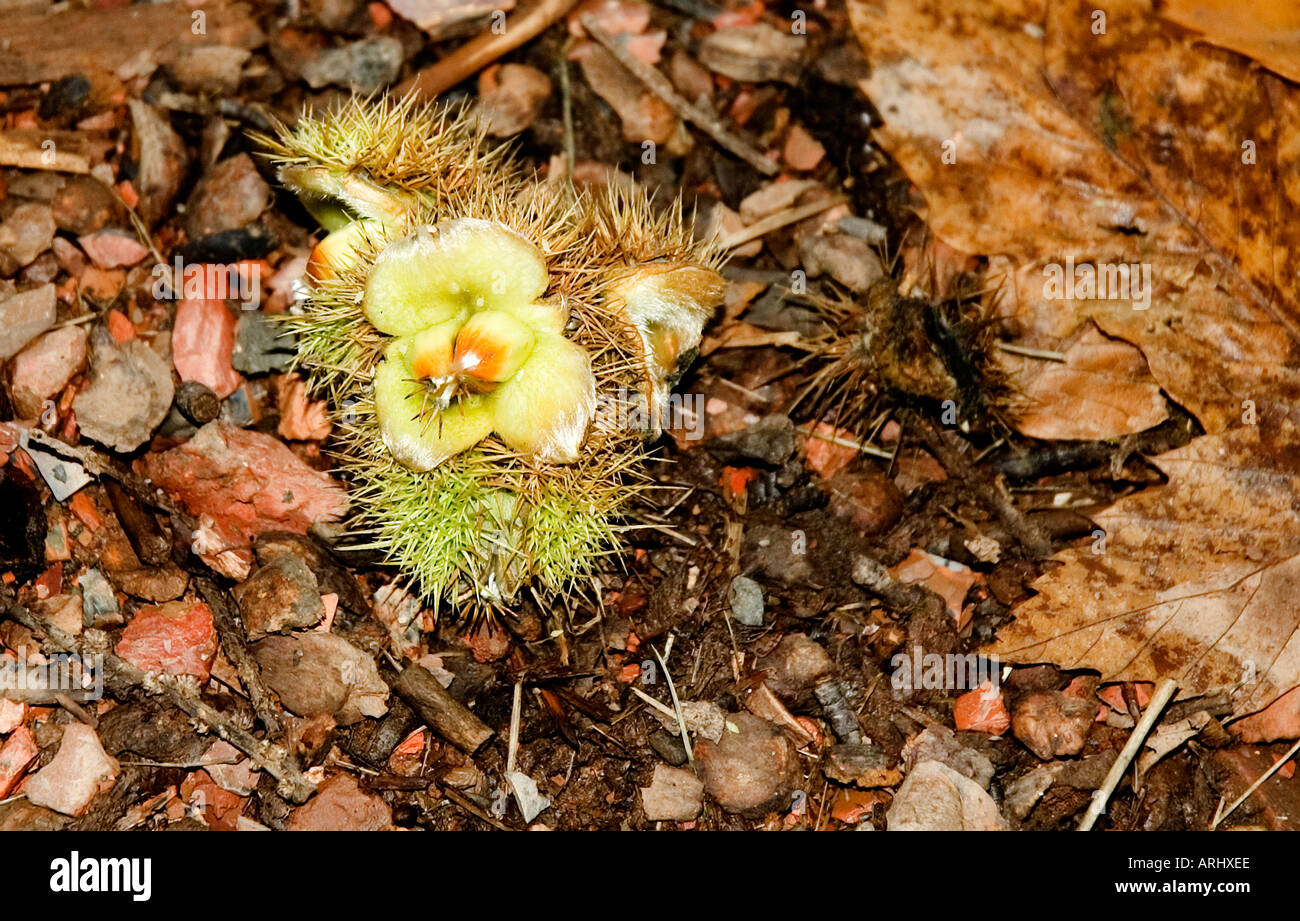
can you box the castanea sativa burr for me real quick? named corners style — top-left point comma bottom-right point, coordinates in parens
top-left (258, 96), bottom-right (725, 613)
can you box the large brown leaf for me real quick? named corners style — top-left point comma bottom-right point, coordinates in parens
top-left (849, 0), bottom-right (1300, 712)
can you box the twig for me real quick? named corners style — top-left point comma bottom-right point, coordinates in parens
top-left (398, 0), bottom-right (581, 100)
top-left (580, 14), bottom-right (780, 176)
top-left (196, 577), bottom-right (283, 736)
top-left (2, 587), bottom-right (316, 803)
top-left (996, 341), bottom-right (1066, 362)
top-left (506, 679), bottom-right (523, 776)
top-left (1079, 677), bottom-right (1177, 831)
top-left (1211, 734), bottom-right (1300, 830)
top-left (629, 685), bottom-right (678, 720)
top-left (652, 644), bottom-right (693, 766)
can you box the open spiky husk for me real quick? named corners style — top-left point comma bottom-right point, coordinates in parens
top-left (259, 96), bottom-right (724, 617)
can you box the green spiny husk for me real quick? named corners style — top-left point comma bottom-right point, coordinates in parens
top-left (260, 95), bottom-right (724, 615)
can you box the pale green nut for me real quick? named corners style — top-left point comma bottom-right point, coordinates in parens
top-left (367, 218), bottom-right (598, 469)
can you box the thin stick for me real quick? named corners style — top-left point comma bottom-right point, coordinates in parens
top-left (652, 644), bottom-right (694, 766)
top-left (399, 0), bottom-right (580, 100)
top-left (506, 679), bottom-right (523, 775)
top-left (580, 14), bottom-right (780, 176)
top-left (629, 685), bottom-right (678, 720)
top-left (720, 194), bottom-right (849, 250)
top-left (1078, 677), bottom-right (1177, 831)
top-left (996, 341), bottom-right (1067, 362)
top-left (1211, 734), bottom-right (1300, 829)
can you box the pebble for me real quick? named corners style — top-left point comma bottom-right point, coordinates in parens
top-left (129, 100), bottom-right (189, 228)
top-left (232, 312), bottom-right (296, 374)
top-left (0, 203), bottom-right (57, 274)
top-left (115, 600), bottom-right (219, 681)
top-left (782, 124), bottom-right (826, 171)
top-left (77, 230), bottom-right (149, 270)
top-left (695, 713), bottom-right (800, 817)
top-left (640, 764), bottom-right (704, 821)
top-left (287, 772), bottom-right (395, 830)
top-left (51, 174), bottom-right (123, 235)
top-left (0, 283), bottom-right (57, 360)
top-left (798, 232), bottom-right (885, 294)
top-left (251, 632), bottom-right (388, 725)
top-left (886, 760), bottom-right (1007, 831)
top-left (1012, 691), bottom-right (1096, 760)
top-left (901, 727), bottom-right (996, 789)
top-left (233, 553), bottom-right (325, 640)
top-left (822, 742), bottom-right (903, 788)
top-left (300, 37), bottom-right (405, 93)
top-left (23, 723), bottom-right (120, 817)
top-left (77, 568), bottom-right (121, 627)
top-left (757, 633), bottom-right (836, 700)
top-left (578, 45), bottom-right (678, 144)
top-left (727, 575), bottom-right (764, 627)
top-left (698, 24), bottom-right (806, 85)
top-left (184, 154), bottom-right (271, 239)
top-left (172, 297), bottom-right (241, 398)
top-left (111, 565), bottom-right (190, 603)
top-left (6, 325), bottom-right (87, 419)
top-left (72, 330), bottom-right (175, 452)
top-left (709, 414), bottom-right (795, 466)
top-left (477, 63), bottom-right (552, 137)
top-left (825, 469), bottom-right (904, 536)
top-left (0, 726), bottom-right (38, 798)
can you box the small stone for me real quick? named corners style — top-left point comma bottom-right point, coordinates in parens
top-left (144, 422), bottom-right (348, 567)
top-left (477, 63), bottom-right (552, 137)
top-left (232, 312), bottom-right (296, 374)
top-left (251, 632), bottom-right (388, 725)
top-left (825, 469), bottom-right (904, 536)
top-left (886, 760), bottom-right (1007, 831)
top-left (276, 374), bottom-right (331, 442)
top-left (710, 414), bottom-right (796, 466)
top-left (77, 230), bottom-right (149, 270)
top-left (0, 726), bottom-right (39, 798)
top-left (23, 723), bottom-right (120, 817)
top-left (668, 50), bottom-right (713, 103)
top-left (202, 740), bottom-right (261, 797)
top-left (695, 713), bottom-right (800, 817)
top-left (836, 215), bottom-right (888, 246)
top-left (798, 232), bottom-right (885, 294)
top-left (287, 772), bottom-right (395, 830)
top-left (185, 154), bottom-right (271, 239)
top-left (233, 553), bottom-right (324, 640)
top-left (0, 203), bottom-right (57, 273)
top-left (73, 332), bottom-right (174, 452)
top-left (77, 568), bottom-right (121, 627)
top-left (7, 325), bottom-right (87, 419)
top-left (901, 727), bottom-right (996, 789)
top-left (953, 681), bottom-right (1012, 735)
top-left (115, 600), bottom-right (219, 681)
top-left (388, 0), bottom-right (511, 38)
top-left (782, 124), bottom-right (825, 171)
top-left (640, 764), bottom-right (704, 821)
top-left (129, 100), bottom-right (189, 228)
top-left (727, 575), bottom-right (764, 627)
top-left (578, 44), bottom-right (678, 144)
top-left (755, 635), bottom-right (834, 702)
top-left (172, 297), bottom-right (241, 398)
top-left (37, 593), bottom-right (83, 636)
top-left (51, 176), bottom-right (124, 236)
top-left (822, 742), bottom-right (902, 788)
top-left (111, 565), bottom-right (190, 603)
top-left (1012, 691), bottom-right (1096, 761)
top-left (0, 283), bottom-right (57, 360)
top-left (300, 37), bottom-right (405, 93)
top-left (698, 23), bottom-right (806, 84)
top-left (648, 729), bottom-right (689, 766)
top-left (167, 45), bottom-right (252, 94)
top-left (653, 699), bottom-right (727, 742)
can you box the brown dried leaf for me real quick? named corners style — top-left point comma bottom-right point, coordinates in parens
top-left (849, 0), bottom-right (1300, 714)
